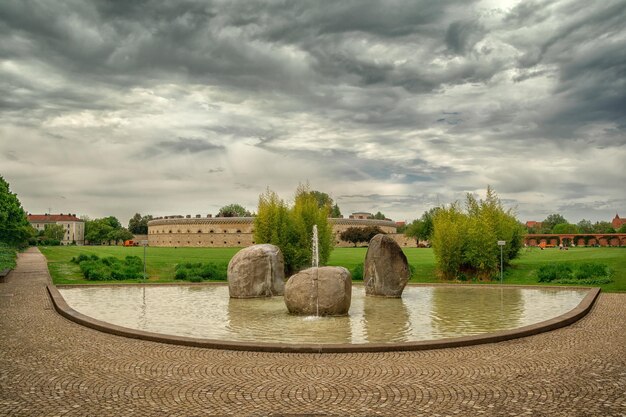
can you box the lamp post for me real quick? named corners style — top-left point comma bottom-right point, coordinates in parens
top-left (497, 240), bottom-right (506, 284)
top-left (140, 240), bottom-right (148, 282)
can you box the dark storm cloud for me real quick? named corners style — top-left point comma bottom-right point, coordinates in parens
top-left (143, 138), bottom-right (224, 158)
top-left (445, 20), bottom-right (485, 55)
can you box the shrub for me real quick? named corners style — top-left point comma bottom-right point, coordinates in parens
top-left (0, 243), bottom-right (17, 271)
top-left (574, 263), bottom-right (608, 280)
top-left (351, 263), bottom-right (364, 280)
top-left (75, 255), bottom-right (143, 281)
top-left (71, 254), bottom-right (92, 264)
top-left (537, 263), bottom-right (573, 282)
top-left (537, 262), bottom-right (612, 284)
top-left (174, 262), bottom-right (228, 281)
top-left (431, 187), bottom-right (525, 281)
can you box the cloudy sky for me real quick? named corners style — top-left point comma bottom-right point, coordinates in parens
top-left (1, 0), bottom-right (625, 226)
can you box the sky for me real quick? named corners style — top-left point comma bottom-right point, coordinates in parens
top-left (1, 0), bottom-right (625, 226)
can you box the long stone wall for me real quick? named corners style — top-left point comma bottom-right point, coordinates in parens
top-left (147, 217), bottom-right (414, 248)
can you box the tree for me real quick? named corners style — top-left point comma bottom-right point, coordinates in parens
top-left (102, 216), bottom-right (122, 230)
top-left (308, 191), bottom-right (333, 211)
top-left (254, 188), bottom-right (290, 248)
top-left (85, 219), bottom-right (114, 244)
top-left (577, 219), bottom-right (594, 233)
top-left (0, 176), bottom-right (32, 248)
top-left (308, 191), bottom-right (343, 218)
top-left (619, 224), bottom-right (626, 233)
top-left (330, 203), bottom-right (342, 218)
top-left (431, 187), bottom-right (525, 280)
top-left (362, 225), bottom-right (384, 241)
top-left (371, 211), bottom-right (387, 220)
top-left (128, 213), bottom-right (153, 234)
top-left (340, 227), bottom-right (368, 247)
top-left (217, 204), bottom-right (252, 217)
top-left (552, 223), bottom-right (579, 234)
top-left (108, 228), bottom-right (134, 245)
top-left (542, 213), bottom-right (568, 233)
top-left (593, 221), bottom-right (615, 233)
top-left (254, 185), bottom-right (334, 275)
top-left (404, 208), bottom-right (438, 244)
top-left (43, 224), bottom-right (65, 242)
top-left (289, 185), bottom-right (333, 269)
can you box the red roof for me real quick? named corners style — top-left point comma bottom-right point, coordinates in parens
top-left (28, 214), bottom-right (83, 222)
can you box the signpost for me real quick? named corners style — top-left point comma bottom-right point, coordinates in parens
top-left (497, 241), bottom-right (506, 284)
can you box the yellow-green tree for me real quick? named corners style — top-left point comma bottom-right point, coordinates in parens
top-left (431, 187), bottom-right (525, 280)
top-left (254, 185), bottom-right (333, 275)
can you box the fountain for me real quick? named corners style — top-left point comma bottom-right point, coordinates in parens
top-left (53, 227), bottom-right (598, 352)
top-left (284, 225), bottom-right (351, 316)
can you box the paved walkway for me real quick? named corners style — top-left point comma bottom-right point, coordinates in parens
top-left (0, 248), bottom-right (624, 417)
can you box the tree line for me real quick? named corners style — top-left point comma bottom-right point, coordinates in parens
top-left (527, 213), bottom-right (625, 234)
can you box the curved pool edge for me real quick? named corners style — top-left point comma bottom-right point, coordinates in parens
top-left (47, 284), bottom-right (600, 354)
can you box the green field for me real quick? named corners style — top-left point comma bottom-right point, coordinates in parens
top-left (39, 246), bottom-right (625, 292)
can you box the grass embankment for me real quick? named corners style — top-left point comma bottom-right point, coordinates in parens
top-left (40, 246), bottom-right (625, 292)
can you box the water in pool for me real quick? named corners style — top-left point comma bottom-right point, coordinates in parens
top-left (58, 285), bottom-right (588, 345)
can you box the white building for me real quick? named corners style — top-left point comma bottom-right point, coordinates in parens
top-left (28, 213), bottom-right (85, 245)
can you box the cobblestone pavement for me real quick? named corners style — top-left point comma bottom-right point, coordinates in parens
top-left (1, 248), bottom-right (625, 417)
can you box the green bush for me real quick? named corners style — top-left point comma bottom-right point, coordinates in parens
top-left (537, 263), bottom-right (573, 282)
top-left (431, 187), bottom-right (525, 281)
top-left (174, 262), bottom-right (228, 281)
top-left (71, 254), bottom-right (92, 264)
top-left (351, 263), bottom-right (363, 280)
top-left (537, 262), bottom-right (612, 284)
top-left (0, 243), bottom-right (17, 271)
top-left (76, 255), bottom-right (143, 281)
top-left (574, 263), bottom-right (608, 280)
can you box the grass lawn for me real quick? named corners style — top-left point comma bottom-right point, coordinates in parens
top-left (40, 245), bottom-right (625, 292)
top-left (40, 246), bottom-right (241, 285)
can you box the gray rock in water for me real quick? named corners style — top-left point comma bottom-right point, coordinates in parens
top-left (364, 234), bottom-right (410, 297)
top-left (284, 266), bottom-right (351, 316)
top-left (227, 244), bottom-right (285, 298)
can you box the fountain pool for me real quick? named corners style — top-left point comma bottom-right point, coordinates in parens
top-left (57, 285), bottom-right (590, 346)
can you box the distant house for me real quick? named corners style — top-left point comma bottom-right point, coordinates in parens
top-left (28, 213), bottom-right (85, 245)
top-left (525, 221), bottom-right (543, 230)
top-left (612, 214), bottom-right (626, 230)
top-left (349, 212), bottom-right (373, 220)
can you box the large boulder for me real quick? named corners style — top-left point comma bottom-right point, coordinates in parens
top-left (364, 234), bottom-right (410, 297)
top-left (284, 266), bottom-right (351, 316)
top-left (227, 244), bottom-right (285, 298)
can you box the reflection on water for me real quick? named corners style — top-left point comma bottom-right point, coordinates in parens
top-left (430, 287), bottom-right (523, 336)
top-left (362, 295), bottom-right (410, 343)
top-left (59, 285), bottom-right (588, 345)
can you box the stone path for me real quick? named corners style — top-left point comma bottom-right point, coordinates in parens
top-left (0, 248), bottom-right (625, 416)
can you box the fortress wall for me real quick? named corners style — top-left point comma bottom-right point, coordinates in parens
top-left (148, 217), bottom-right (417, 248)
